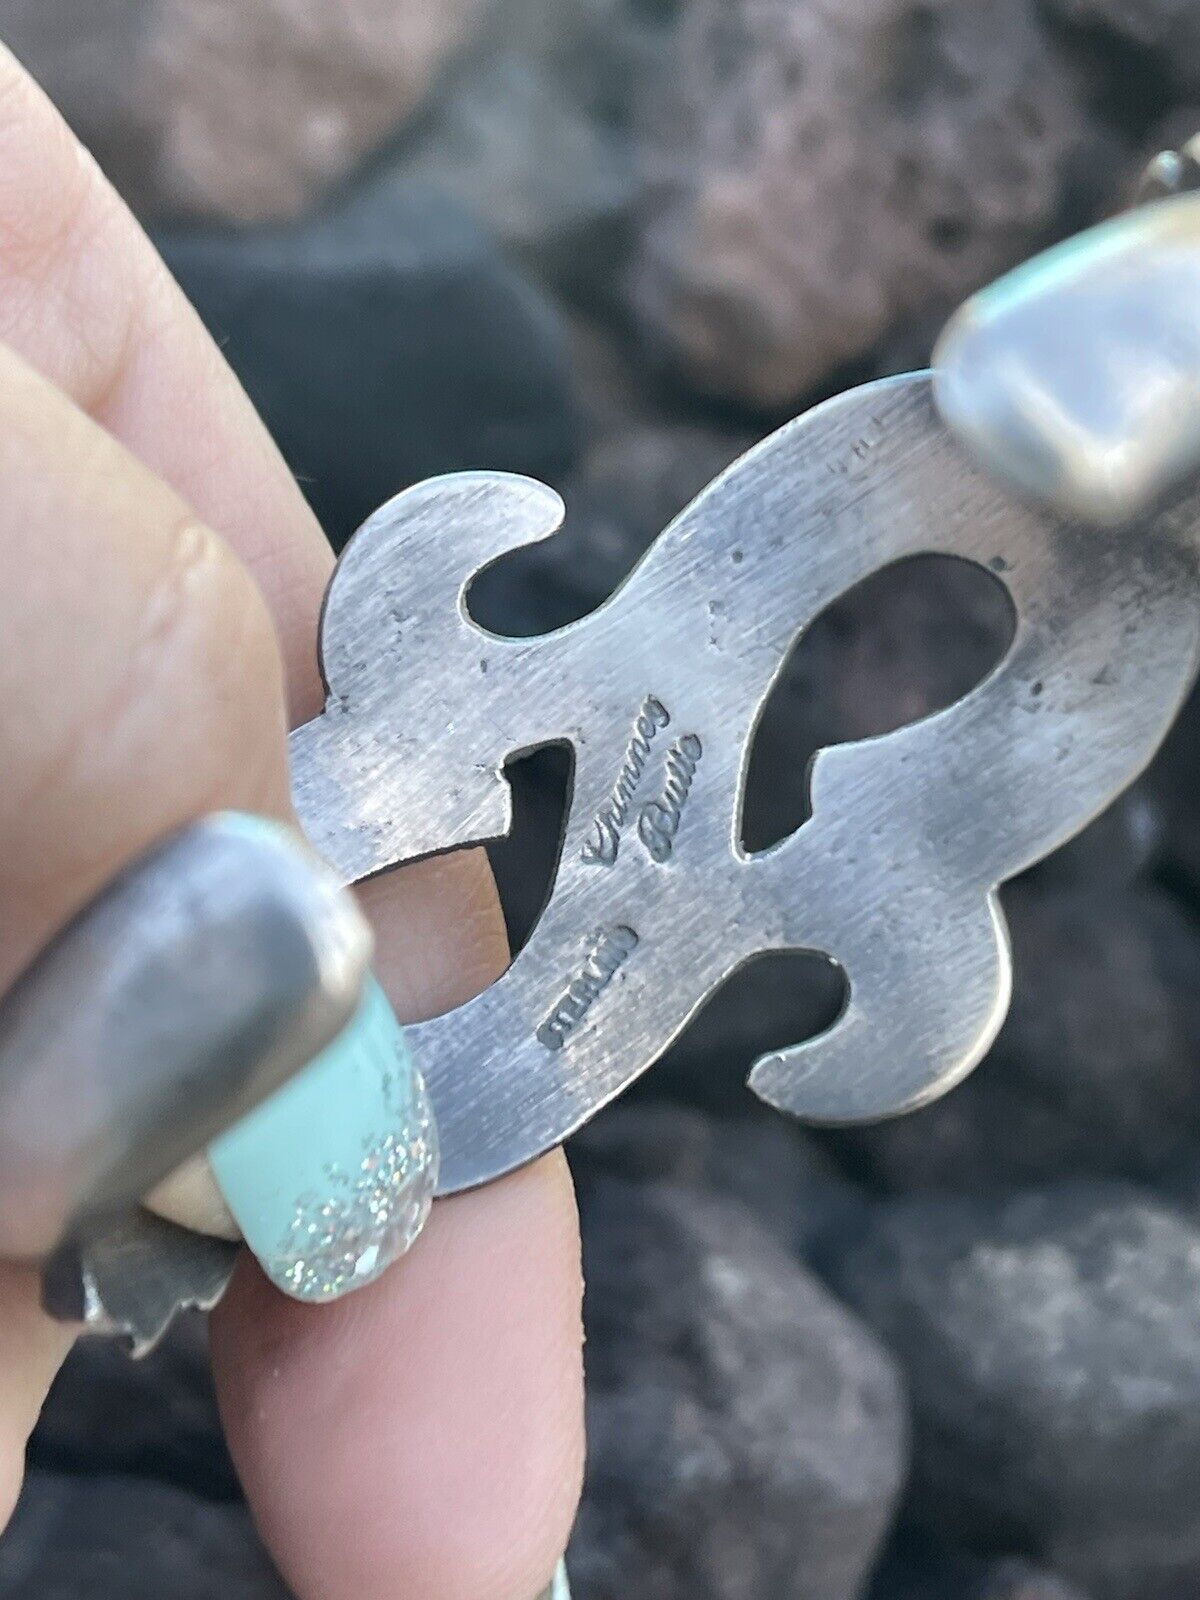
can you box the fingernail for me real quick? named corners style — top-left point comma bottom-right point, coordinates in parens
top-left (536, 1560), bottom-right (571, 1600)
top-left (208, 976), bottom-right (438, 1302)
top-left (0, 811), bottom-right (370, 1259)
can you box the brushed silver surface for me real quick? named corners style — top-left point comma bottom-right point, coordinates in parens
top-left (1136, 133), bottom-right (1200, 204)
top-left (54, 370), bottom-right (1200, 1345)
top-left (287, 373), bottom-right (1200, 1193)
top-left (42, 1210), bottom-right (237, 1358)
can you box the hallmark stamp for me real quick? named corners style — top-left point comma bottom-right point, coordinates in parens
top-left (638, 734), bottom-right (703, 863)
top-left (536, 925), bottom-right (640, 1050)
top-left (581, 696), bottom-right (670, 865)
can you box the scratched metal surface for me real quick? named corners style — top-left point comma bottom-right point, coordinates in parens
top-left (288, 372), bottom-right (1200, 1194)
top-left (43, 1211), bottom-right (237, 1358)
top-left (58, 369), bottom-right (1200, 1346)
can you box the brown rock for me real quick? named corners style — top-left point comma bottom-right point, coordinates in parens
top-left (630, 0), bottom-right (1096, 407)
top-left (150, 0), bottom-right (494, 220)
top-left (1, 0), bottom-right (492, 221)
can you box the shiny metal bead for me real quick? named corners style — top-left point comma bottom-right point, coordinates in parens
top-left (933, 192), bottom-right (1200, 526)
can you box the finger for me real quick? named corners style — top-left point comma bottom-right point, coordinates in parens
top-left (0, 43), bottom-right (328, 716)
top-left (212, 859), bottom-right (584, 1600)
top-left (0, 39), bottom-right (508, 992)
top-left (0, 344), bottom-right (289, 985)
top-left (212, 1155), bottom-right (583, 1600)
top-left (0, 42), bottom-right (583, 1599)
top-left (0, 339), bottom-right (292, 1526)
top-left (0, 1264), bottom-right (73, 1527)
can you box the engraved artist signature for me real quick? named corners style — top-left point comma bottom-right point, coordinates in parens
top-left (536, 925), bottom-right (640, 1050)
top-left (638, 734), bottom-right (702, 862)
top-left (580, 696), bottom-right (670, 865)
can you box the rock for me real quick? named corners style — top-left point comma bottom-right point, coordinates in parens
top-left (29, 1313), bottom-right (235, 1499)
top-left (158, 177), bottom-right (580, 546)
top-left (1147, 681), bottom-right (1200, 904)
top-left (390, 0), bottom-right (690, 296)
top-left (831, 1182), bottom-right (1200, 1600)
top-left (0, 0), bottom-right (492, 222)
top-left (1159, 1154), bottom-right (1200, 1221)
top-left (399, 47), bottom-right (636, 288)
top-left (571, 1177), bottom-right (907, 1600)
top-left (0, 1472), bottom-right (288, 1598)
top-left (870, 1540), bottom-right (1095, 1599)
top-left (1019, 785), bottom-right (1164, 892)
top-left (151, 0), bottom-right (495, 222)
top-left (526, 0), bottom-right (681, 131)
top-left (630, 0), bottom-right (1096, 408)
top-left (972, 1561), bottom-right (1095, 1600)
top-left (569, 1100), bottom-right (864, 1261)
top-left (835, 884), bottom-right (1200, 1191)
top-left (0, 1), bottom-right (159, 211)
top-left (1043, 0), bottom-right (1200, 95)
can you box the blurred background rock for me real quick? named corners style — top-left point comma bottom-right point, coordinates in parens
top-left (1, 0), bottom-right (1199, 1595)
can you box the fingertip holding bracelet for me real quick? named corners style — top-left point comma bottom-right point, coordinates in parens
top-left (0, 811), bottom-right (438, 1314)
top-left (208, 974), bottom-right (438, 1302)
top-left (175, 814), bottom-right (440, 1302)
top-left (174, 815), bottom-right (440, 1302)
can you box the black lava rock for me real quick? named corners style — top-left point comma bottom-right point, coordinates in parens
top-left (0, 1473), bottom-right (287, 1599)
top-left (571, 1177), bottom-right (908, 1600)
top-left (399, 45), bottom-right (636, 288)
top-left (158, 176), bottom-right (580, 547)
top-left (1147, 682), bottom-right (1200, 905)
top-left (835, 883), bottom-right (1200, 1191)
top-left (831, 1183), bottom-right (1200, 1600)
top-left (870, 1538), bottom-right (1095, 1599)
top-left (1044, 0), bottom-right (1200, 93)
top-left (29, 1315), bottom-right (235, 1500)
top-left (569, 1100), bottom-right (864, 1264)
top-left (971, 1562), bottom-right (1094, 1600)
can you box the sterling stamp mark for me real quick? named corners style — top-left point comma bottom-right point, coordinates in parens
top-left (638, 734), bottom-right (703, 863)
top-left (580, 696), bottom-right (670, 866)
top-left (536, 925), bottom-right (640, 1051)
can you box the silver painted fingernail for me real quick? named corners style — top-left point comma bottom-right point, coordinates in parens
top-left (0, 813), bottom-right (371, 1258)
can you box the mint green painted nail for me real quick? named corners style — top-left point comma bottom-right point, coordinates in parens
top-left (209, 978), bottom-right (437, 1302)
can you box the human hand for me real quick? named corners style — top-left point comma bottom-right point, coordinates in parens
top-left (0, 42), bottom-right (583, 1600)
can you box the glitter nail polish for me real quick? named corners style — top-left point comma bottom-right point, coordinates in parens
top-left (208, 977), bottom-right (437, 1301)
